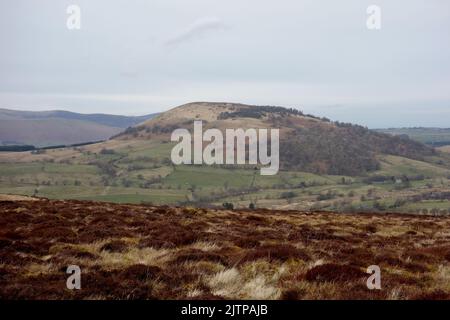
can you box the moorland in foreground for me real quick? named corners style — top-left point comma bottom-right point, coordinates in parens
top-left (1, 196), bottom-right (449, 299)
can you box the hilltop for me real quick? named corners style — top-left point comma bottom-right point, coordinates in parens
top-left (116, 102), bottom-right (436, 176)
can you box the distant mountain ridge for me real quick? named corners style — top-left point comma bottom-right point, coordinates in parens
top-left (0, 108), bottom-right (158, 147)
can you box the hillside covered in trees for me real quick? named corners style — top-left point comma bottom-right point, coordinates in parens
top-left (122, 102), bottom-right (437, 176)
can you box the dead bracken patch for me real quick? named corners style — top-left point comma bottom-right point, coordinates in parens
top-left (304, 264), bottom-right (367, 282)
top-left (238, 244), bottom-right (310, 264)
top-left (171, 249), bottom-right (228, 265)
top-left (120, 264), bottom-right (162, 281)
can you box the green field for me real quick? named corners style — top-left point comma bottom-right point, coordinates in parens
top-left (1, 140), bottom-right (450, 214)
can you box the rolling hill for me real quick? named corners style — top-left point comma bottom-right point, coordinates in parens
top-left (0, 108), bottom-right (157, 147)
top-left (116, 102), bottom-right (436, 176)
top-left (0, 102), bottom-right (450, 214)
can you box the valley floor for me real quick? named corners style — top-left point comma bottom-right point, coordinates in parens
top-left (2, 141), bottom-right (450, 215)
top-left (1, 198), bottom-right (449, 299)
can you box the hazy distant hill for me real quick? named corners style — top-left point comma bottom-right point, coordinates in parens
top-left (0, 108), bottom-right (157, 147)
top-left (376, 128), bottom-right (450, 147)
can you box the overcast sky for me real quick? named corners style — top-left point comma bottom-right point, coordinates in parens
top-left (0, 0), bottom-right (449, 128)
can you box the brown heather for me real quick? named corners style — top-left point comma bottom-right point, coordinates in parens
top-left (0, 198), bottom-right (449, 300)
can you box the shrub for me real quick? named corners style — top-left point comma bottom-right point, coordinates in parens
top-left (222, 202), bottom-right (234, 210)
top-left (280, 191), bottom-right (296, 199)
top-left (100, 148), bottom-right (115, 155)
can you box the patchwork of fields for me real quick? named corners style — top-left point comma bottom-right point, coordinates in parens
top-left (1, 139), bottom-right (450, 214)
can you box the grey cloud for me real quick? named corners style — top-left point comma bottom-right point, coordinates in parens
top-left (164, 17), bottom-right (226, 46)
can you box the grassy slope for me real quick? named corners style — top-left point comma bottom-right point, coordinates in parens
top-left (1, 138), bottom-right (450, 213)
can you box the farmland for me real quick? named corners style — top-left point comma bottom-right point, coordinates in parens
top-left (2, 103), bottom-right (450, 214)
top-left (1, 138), bottom-right (450, 213)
